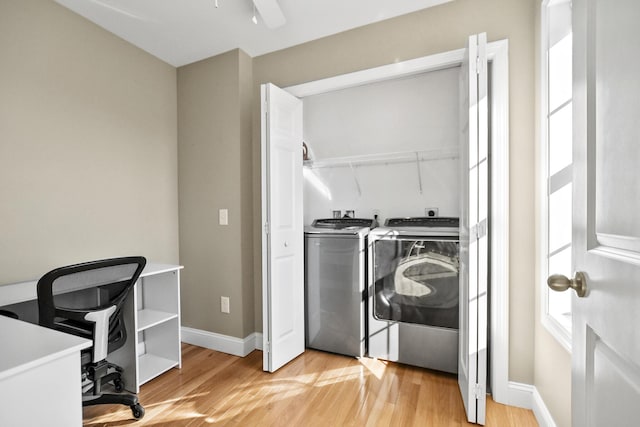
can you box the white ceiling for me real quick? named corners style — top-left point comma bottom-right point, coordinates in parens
top-left (55, 0), bottom-right (452, 67)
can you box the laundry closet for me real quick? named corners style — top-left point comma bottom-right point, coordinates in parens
top-left (261, 33), bottom-right (508, 425)
top-left (302, 66), bottom-right (463, 375)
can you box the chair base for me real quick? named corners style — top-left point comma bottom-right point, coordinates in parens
top-left (83, 393), bottom-right (145, 419)
top-left (83, 392), bottom-right (138, 407)
top-left (83, 361), bottom-right (145, 420)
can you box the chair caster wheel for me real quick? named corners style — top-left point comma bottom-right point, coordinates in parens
top-left (131, 403), bottom-right (145, 419)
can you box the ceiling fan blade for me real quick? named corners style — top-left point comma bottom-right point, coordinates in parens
top-left (253, 0), bottom-right (286, 29)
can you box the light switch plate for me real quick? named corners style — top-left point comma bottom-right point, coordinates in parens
top-left (219, 208), bottom-right (228, 225)
top-left (221, 296), bottom-right (230, 313)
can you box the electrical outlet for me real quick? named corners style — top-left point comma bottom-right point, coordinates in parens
top-left (221, 296), bottom-right (230, 313)
top-left (425, 207), bottom-right (439, 217)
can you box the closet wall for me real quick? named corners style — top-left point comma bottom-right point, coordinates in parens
top-left (302, 67), bottom-right (461, 224)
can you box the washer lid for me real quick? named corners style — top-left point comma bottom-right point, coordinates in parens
top-left (311, 218), bottom-right (377, 229)
top-left (305, 218), bottom-right (375, 237)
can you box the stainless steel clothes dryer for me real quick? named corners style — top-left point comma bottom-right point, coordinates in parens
top-left (304, 218), bottom-right (376, 357)
top-left (368, 217), bottom-right (459, 373)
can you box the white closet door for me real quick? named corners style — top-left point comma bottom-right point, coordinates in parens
top-left (261, 83), bottom-right (305, 372)
top-left (458, 32), bottom-right (488, 425)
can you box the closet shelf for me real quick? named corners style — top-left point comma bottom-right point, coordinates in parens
top-left (303, 147), bottom-right (459, 169)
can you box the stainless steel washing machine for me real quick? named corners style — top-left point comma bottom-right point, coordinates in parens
top-left (367, 217), bottom-right (459, 373)
top-left (304, 218), bottom-right (376, 357)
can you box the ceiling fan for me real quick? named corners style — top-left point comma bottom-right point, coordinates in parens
top-left (252, 0), bottom-right (286, 29)
top-left (214, 0), bottom-right (286, 29)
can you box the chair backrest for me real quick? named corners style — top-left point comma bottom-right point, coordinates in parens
top-left (37, 257), bottom-right (146, 355)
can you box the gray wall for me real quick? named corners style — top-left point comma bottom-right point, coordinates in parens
top-left (0, 0), bottom-right (179, 285)
top-left (177, 49), bottom-right (254, 338)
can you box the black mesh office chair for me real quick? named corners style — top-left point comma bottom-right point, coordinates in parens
top-left (37, 257), bottom-right (147, 420)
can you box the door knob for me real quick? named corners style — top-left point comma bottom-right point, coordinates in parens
top-left (547, 271), bottom-right (587, 298)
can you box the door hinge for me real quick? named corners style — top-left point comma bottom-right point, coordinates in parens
top-left (477, 219), bottom-right (487, 239)
top-left (265, 341), bottom-right (270, 353)
top-left (476, 56), bottom-right (481, 74)
top-left (473, 383), bottom-right (484, 399)
top-left (471, 220), bottom-right (487, 240)
top-left (264, 222), bottom-right (269, 235)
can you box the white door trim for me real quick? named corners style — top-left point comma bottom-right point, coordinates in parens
top-left (284, 39), bottom-right (510, 405)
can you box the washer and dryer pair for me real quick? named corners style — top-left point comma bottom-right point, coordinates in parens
top-left (304, 217), bottom-right (460, 374)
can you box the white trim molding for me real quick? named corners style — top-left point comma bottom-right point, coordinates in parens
top-left (181, 327), bottom-right (259, 357)
top-left (507, 381), bottom-right (535, 409)
top-left (506, 382), bottom-right (557, 427)
top-left (538, 0), bottom-right (573, 353)
top-left (486, 38), bottom-right (510, 405)
top-left (286, 48), bottom-right (466, 98)
top-left (532, 387), bottom-right (558, 427)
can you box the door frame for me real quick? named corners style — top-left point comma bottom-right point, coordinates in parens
top-left (282, 40), bottom-right (510, 404)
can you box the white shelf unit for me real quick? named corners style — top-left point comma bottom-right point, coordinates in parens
top-left (0, 261), bottom-right (183, 395)
top-left (111, 263), bottom-right (182, 393)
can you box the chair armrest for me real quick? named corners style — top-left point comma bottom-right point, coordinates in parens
top-left (84, 306), bottom-right (117, 363)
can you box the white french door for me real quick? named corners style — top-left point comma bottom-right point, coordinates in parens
top-left (458, 32), bottom-right (488, 425)
top-left (564, 0), bottom-right (640, 424)
top-left (261, 83), bottom-right (305, 372)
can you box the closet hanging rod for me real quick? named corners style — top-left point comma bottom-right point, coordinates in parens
top-left (303, 147), bottom-right (459, 169)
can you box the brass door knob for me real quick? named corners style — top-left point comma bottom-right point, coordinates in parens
top-left (547, 271), bottom-right (587, 298)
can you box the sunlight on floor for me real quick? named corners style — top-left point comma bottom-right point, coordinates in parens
top-left (314, 364), bottom-right (369, 387)
top-left (83, 347), bottom-right (539, 426)
top-left (358, 356), bottom-right (388, 380)
top-left (200, 359), bottom-right (376, 423)
top-left (84, 392), bottom-right (211, 425)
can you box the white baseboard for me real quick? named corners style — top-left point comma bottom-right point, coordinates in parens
top-left (507, 381), bottom-right (534, 409)
top-left (506, 382), bottom-right (557, 427)
top-left (254, 332), bottom-right (263, 350)
top-left (181, 327), bottom-right (260, 357)
top-left (532, 387), bottom-right (558, 427)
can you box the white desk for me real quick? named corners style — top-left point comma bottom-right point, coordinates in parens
top-left (0, 316), bottom-right (91, 427)
top-left (0, 262), bottom-right (183, 394)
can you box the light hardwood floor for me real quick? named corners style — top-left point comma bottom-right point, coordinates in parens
top-left (84, 344), bottom-right (538, 426)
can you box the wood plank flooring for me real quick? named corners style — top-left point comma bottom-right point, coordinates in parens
top-left (83, 344), bottom-right (538, 426)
